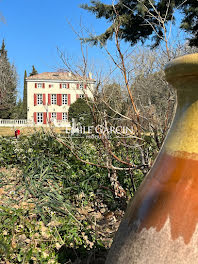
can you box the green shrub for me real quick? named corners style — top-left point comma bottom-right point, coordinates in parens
top-left (0, 131), bottom-right (158, 262)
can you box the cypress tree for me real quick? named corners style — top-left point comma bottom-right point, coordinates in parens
top-left (22, 70), bottom-right (27, 118)
top-left (0, 39), bottom-right (17, 118)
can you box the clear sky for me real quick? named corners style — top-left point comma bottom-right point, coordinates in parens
top-left (0, 0), bottom-right (111, 98)
top-left (0, 0), bottom-right (186, 100)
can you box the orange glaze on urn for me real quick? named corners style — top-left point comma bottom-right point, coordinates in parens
top-left (127, 151), bottom-right (198, 244)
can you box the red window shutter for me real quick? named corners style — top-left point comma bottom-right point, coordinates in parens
top-left (57, 94), bottom-right (62, 106)
top-left (42, 83), bottom-right (45, 88)
top-left (35, 83), bottom-right (37, 88)
top-left (76, 94), bottom-right (79, 100)
top-left (67, 83), bottom-right (70, 89)
top-left (60, 84), bottom-right (62, 89)
top-left (34, 94), bottom-right (37, 106)
top-left (34, 112), bottom-right (37, 124)
top-left (43, 94), bottom-right (46, 105)
top-left (77, 83), bottom-right (79, 89)
top-left (48, 94), bottom-right (51, 105)
top-left (57, 112), bottom-right (62, 120)
top-left (43, 112), bottom-right (47, 124)
top-left (49, 112), bottom-right (51, 122)
top-left (85, 94), bottom-right (88, 98)
top-left (59, 94), bottom-right (62, 106)
top-left (68, 94), bottom-right (71, 106)
top-left (84, 84), bottom-right (87, 89)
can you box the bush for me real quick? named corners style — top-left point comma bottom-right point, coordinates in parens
top-left (68, 98), bottom-right (93, 126)
top-left (0, 131), bottom-right (158, 262)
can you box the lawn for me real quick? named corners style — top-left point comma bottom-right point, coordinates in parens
top-left (0, 127), bottom-right (67, 137)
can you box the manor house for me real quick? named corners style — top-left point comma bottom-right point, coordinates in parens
top-left (26, 72), bottom-right (95, 126)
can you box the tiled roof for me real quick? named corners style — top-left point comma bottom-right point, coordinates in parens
top-left (26, 72), bottom-right (94, 81)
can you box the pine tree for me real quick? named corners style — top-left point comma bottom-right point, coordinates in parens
top-left (0, 39), bottom-right (17, 118)
top-left (81, 0), bottom-right (198, 47)
top-left (12, 98), bottom-right (24, 119)
top-left (29, 65), bottom-right (38, 76)
top-left (22, 70), bottom-right (27, 118)
top-left (177, 0), bottom-right (198, 47)
top-left (0, 39), bottom-right (7, 58)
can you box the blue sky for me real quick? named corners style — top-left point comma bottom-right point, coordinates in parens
top-left (0, 0), bottom-right (111, 98)
top-left (0, 0), bottom-right (186, 100)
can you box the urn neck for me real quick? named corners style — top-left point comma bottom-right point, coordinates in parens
top-left (164, 54), bottom-right (198, 157)
top-left (175, 79), bottom-right (198, 120)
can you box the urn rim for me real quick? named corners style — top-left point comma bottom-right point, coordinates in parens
top-left (165, 53), bottom-right (198, 83)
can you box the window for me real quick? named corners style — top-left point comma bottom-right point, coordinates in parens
top-left (51, 94), bottom-right (57, 104)
top-left (79, 94), bottom-right (84, 99)
top-left (37, 113), bottom-right (43, 123)
top-left (37, 94), bottom-right (43, 104)
top-left (79, 83), bottom-right (83, 89)
top-left (51, 112), bottom-right (57, 119)
top-left (63, 112), bottom-right (68, 121)
top-left (62, 94), bottom-right (68, 105)
top-left (49, 84), bottom-right (54, 88)
top-left (38, 83), bottom-right (42, 88)
top-left (62, 84), bottom-right (67, 89)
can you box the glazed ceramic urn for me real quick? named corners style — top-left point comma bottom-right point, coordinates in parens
top-left (105, 53), bottom-right (198, 264)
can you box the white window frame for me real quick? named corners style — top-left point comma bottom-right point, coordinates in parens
top-left (62, 94), bottom-right (68, 105)
top-left (37, 83), bottom-right (42, 88)
top-left (51, 112), bottom-right (57, 119)
top-left (37, 112), bottom-right (43, 123)
top-left (79, 83), bottom-right (83, 90)
top-left (62, 112), bottom-right (68, 121)
top-left (62, 83), bottom-right (67, 89)
top-left (51, 94), bottom-right (57, 104)
top-left (79, 94), bottom-right (84, 99)
top-left (37, 94), bottom-right (43, 104)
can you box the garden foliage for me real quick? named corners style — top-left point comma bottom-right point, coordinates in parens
top-left (0, 131), bottom-right (158, 263)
